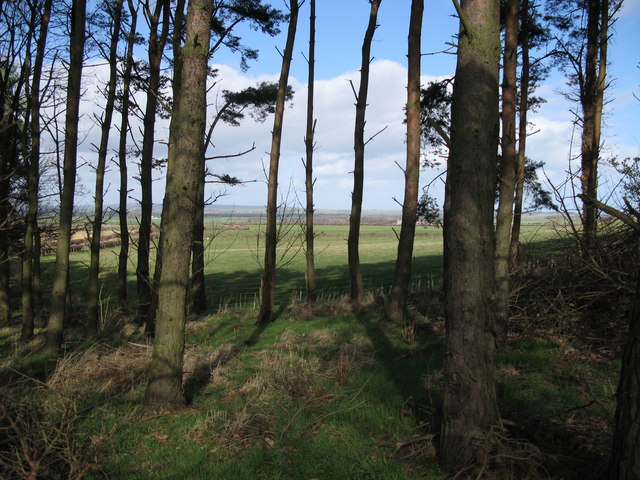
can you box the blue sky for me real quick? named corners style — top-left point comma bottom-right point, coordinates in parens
top-left (81, 0), bottom-right (640, 212)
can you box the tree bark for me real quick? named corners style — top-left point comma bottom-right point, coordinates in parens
top-left (440, 0), bottom-right (501, 470)
top-left (509, 0), bottom-right (530, 269)
top-left (348, 0), bottom-right (381, 308)
top-left (45, 0), bottom-right (86, 353)
top-left (580, 0), bottom-right (601, 253)
top-left (87, 0), bottom-right (124, 334)
top-left (117, 0), bottom-right (138, 312)
top-left (609, 274), bottom-right (640, 480)
top-left (144, 0), bottom-right (210, 410)
top-left (256, 0), bottom-right (299, 325)
top-left (494, 0), bottom-right (519, 347)
top-left (149, 0), bottom-right (187, 328)
top-left (304, 0), bottom-right (317, 305)
top-left (385, 0), bottom-right (423, 324)
top-left (137, 0), bottom-right (169, 329)
top-left (21, 0), bottom-right (53, 342)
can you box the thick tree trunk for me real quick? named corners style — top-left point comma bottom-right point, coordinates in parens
top-left (45, 0), bottom-right (86, 354)
top-left (87, 0), bottom-right (124, 334)
top-left (348, 0), bottom-right (381, 308)
top-left (510, 0), bottom-right (530, 270)
top-left (609, 276), bottom-right (640, 480)
top-left (117, 0), bottom-right (138, 312)
top-left (21, 0), bottom-right (52, 342)
top-left (149, 0), bottom-right (186, 328)
top-left (385, 0), bottom-right (423, 325)
top-left (304, 0), bottom-right (317, 305)
top-left (137, 0), bottom-right (169, 329)
top-left (494, 0), bottom-right (519, 347)
top-left (256, 0), bottom-right (299, 325)
top-left (440, 0), bottom-right (501, 471)
top-left (143, 0), bottom-right (210, 410)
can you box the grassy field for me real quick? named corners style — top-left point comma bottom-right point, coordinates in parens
top-left (47, 220), bottom-right (558, 314)
top-left (1, 217), bottom-right (621, 479)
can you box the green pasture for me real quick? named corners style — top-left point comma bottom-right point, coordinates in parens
top-left (41, 219), bottom-right (559, 313)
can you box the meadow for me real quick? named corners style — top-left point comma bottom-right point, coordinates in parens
top-left (52, 218), bottom-right (558, 314)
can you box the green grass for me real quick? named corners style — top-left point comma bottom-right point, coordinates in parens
top-left (39, 221), bottom-right (559, 314)
top-left (4, 217), bottom-right (613, 478)
top-left (1, 302), bottom-right (617, 479)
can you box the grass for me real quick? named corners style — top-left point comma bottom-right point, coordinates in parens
top-left (38, 221), bottom-right (559, 315)
top-left (3, 217), bottom-right (617, 478)
top-left (1, 293), bottom-right (619, 479)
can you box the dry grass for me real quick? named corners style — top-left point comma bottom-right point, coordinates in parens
top-left (47, 343), bottom-right (150, 399)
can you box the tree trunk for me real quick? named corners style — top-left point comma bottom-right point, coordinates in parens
top-left (304, 0), bottom-right (317, 305)
top-left (256, 0), bottom-right (299, 325)
top-left (348, 0), bottom-right (381, 308)
top-left (385, 0), bottom-right (423, 325)
top-left (117, 0), bottom-right (138, 312)
top-left (21, 0), bottom-right (52, 342)
top-left (609, 275), bottom-right (640, 479)
top-left (149, 0), bottom-right (186, 328)
top-left (510, 0), bottom-right (530, 269)
top-left (191, 161), bottom-right (207, 315)
top-left (137, 0), bottom-right (169, 329)
top-left (143, 0), bottom-right (210, 410)
top-left (494, 0), bottom-right (519, 347)
top-left (440, 0), bottom-right (500, 470)
top-left (87, 0), bottom-right (124, 334)
top-left (45, 0), bottom-right (86, 354)
top-left (580, 0), bottom-right (601, 253)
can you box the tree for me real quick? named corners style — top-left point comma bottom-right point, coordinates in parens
top-left (116, 0), bottom-right (138, 312)
top-left (546, 0), bottom-right (621, 252)
top-left (45, 0), bottom-right (86, 353)
top-left (494, 0), bottom-right (518, 346)
top-left (385, 0), bottom-right (423, 324)
top-left (21, 0), bottom-right (53, 342)
top-left (303, 0), bottom-right (317, 304)
top-left (87, 0), bottom-right (124, 334)
top-left (509, 0), bottom-right (532, 268)
top-left (144, 0), bottom-right (211, 410)
top-left (137, 0), bottom-right (169, 330)
top-left (348, 0), bottom-right (382, 308)
top-left (440, 0), bottom-right (501, 470)
top-left (257, 0), bottom-right (300, 325)
top-left (191, 81), bottom-right (287, 315)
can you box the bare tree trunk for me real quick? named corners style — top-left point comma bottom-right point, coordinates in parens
top-left (440, 0), bottom-right (500, 470)
top-left (609, 275), bottom-right (640, 479)
top-left (21, 0), bottom-right (53, 342)
top-left (348, 0), bottom-right (381, 308)
top-left (117, 0), bottom-right (138, 312)
top-left (144, 0), bottom-right (210, 410)
top-left (494, 0), bottom-right (519, 347)
top-left (149, 0), bottom-right (186, 327)
top-left (257, 0), bottom-right (300, 325)
top-left (191, 161), bottom-right (207, 315)
top-left (510, 0), bottom-right (530, 269)
top-left (580, 0), bottom-right (601, 253)
top-left (33, 227), bottom-right (43, 325)
top-left (137, 0), bottom-right (169, 329)
top-left (385, 0), bottom-right (423, 325)
top-left (45, 0), bottom-right (86, 354)
top-left (304, 0), bottom-right (317, 305)
top-left (87, 0), bottom-right (124, 334)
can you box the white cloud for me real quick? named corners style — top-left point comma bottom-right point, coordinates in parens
top-left (69, 55), bottom-right (638, 213)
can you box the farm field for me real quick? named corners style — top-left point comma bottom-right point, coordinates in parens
top-left (47, 219), bottom-right (559, 313)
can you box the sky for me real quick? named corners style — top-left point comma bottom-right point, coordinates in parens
top-left (77, 0), bottom-right (640, 212)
